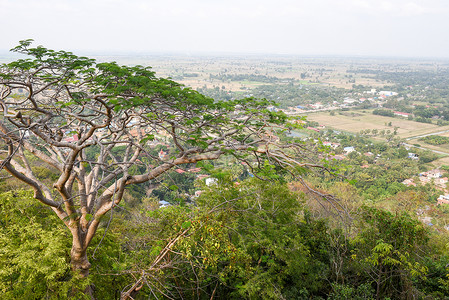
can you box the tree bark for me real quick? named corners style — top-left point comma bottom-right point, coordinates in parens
top-left (71, 248), bottom-right (91, 278)
top-left (71, 245), bottom-right (94, 298)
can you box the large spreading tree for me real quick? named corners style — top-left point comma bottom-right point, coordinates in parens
top-left (0, 40), bottom-right (331, 294)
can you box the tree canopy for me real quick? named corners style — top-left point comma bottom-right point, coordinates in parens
top-left (0, 40), bottom-right (331, 294)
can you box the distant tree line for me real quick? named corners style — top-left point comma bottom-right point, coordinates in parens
top-left (210, 73), bottom-right (293, 83)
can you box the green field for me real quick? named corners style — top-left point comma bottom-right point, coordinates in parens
top-left (305, 110), bottom-right (449, 139)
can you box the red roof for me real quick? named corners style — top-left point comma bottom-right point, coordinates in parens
top-left (307, 127), bottom-right (320, 132)
top-left (394, 111), bottom-right (411, 116)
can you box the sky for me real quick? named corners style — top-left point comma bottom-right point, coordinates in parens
top-left (1, 0), bottom-right (448, 58)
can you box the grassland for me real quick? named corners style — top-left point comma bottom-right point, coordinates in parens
top-left (88, 55), bottom-right (397, 91)
top-left (305, 109), bottom-right (449, 166)
top-left (305, 110), bottom-right (449, 139)
top-left (407, 138), bottom-right (449, 151)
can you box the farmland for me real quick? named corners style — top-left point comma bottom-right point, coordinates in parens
top-left (305, 110), bottom-right (449, 140)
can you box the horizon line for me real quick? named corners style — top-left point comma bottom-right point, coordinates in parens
top-left (1, 49), bottom-right (449, 61)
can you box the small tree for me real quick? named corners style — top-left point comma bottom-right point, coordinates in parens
top-left (352, 207), bottom-right (429, 299)
top-left (0, 41), bottom-right (329, 293)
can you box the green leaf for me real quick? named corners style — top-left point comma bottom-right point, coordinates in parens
top-left (140, 134), bottom-right (155, 144)
top-left (181, 221), bottom-right (191, 229)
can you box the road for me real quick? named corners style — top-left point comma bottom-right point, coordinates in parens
top-left (403, 129), bottom-right (449, 156)
top-left (402, 143), bottom-right (449, 156)
top-left (405, 129), bottom-right (449, 141)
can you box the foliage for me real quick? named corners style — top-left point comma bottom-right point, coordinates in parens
top-left (0, 40), bottom-right (323, 292)
top-left (372, 109), bottom-right (394, 117)
top-left (328, 283), bottom-right (375, 300)
top-left (419, 135), bottom-right (449, 145)
top-left (351, 206), bottom-right (430, 299)
top-left (110, 177), bottom-right (334, 299)
top-left (0, 189), bottom-right (131, 299)
top-left (0, 190), bottom-right (72, 298)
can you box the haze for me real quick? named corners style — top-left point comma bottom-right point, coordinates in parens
top-left (1, 0), bottom-right (448, 58)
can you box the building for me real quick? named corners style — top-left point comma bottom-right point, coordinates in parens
top-left (379, 91), bottom-right (398, 97)
top-left (323, 141), bottom-right (340, 149)
top-left (344, 146), bottom-right (355, 154)
top-left (408, 153), bottom-right (419, 160)
top-left (420, 169), bottom-right (442, 179)
top-left (158, 149), bottom-right (169, 160)
top-left (205, 178), bottom-right (218, 186)
top-left (438, 194), bottom-right (449, 205)
top-left (402, 178), bottom-right (416, 187)
top-left (307, 127), bottom-right (320, 133)
top-left (394, 111), bottom-right (412, 118)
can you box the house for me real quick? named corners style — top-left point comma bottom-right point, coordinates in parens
top-left (437, 194), bottom-right (449, 205)
top-left (420, 169), bottom-right (442, 179)
top-left (158, 149), bottom-right (169, 160)
top-left (379, 91), bottom-right (398, 97)
top-left (310, 103), bottom-right (323, 110)
top-left (394, 111), bottom-right (412, 118)
top-left (343, 98), bottom-right (357, 104)
top-left (344, 146), bottom-right (355, 154)
top-left (402, 178), bottom-right (416, 187)
top-left (307, 127), bottom-right (320, 133)
top-left (323, 141), bottom-right (340, 149)
top-left (408, 153), bottom-right (419, 160)
top-left (205, 178), bottom-right (218, 186)
top-left (159, 200), bottom-right (171, 208)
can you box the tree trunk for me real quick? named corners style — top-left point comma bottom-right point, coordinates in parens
top-left (71, 246), bottom-right (94, 299)
top-left (71, 249), bottom-right (91, 277)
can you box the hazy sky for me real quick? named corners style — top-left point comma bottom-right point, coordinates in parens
top-left (1, 0), bottom-right (448, 57)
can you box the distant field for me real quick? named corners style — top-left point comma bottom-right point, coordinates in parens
top-left (408, 138), bottom-right (449, 150)
top-left (101, 55), bottom-right (394, 91)
top-left (305, 110), bottom-right (449, 139)
top-left (433, 156), bottom-right (449, 167)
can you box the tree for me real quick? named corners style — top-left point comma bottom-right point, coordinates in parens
top-left (117, 176), bottom-right (333, 299)
top-left (0, 190), bottom-right (72, 298)
top-left (351, 207), bottom-right (429, 300)
top-left (0, 190), bottom-right (124, 298)
top-left (0, 40), bottom-right (329, 294)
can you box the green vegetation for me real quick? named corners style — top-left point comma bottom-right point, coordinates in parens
top-left (419, 135), bottom-right (449, 145)
top-left (1, 177), bottom-right (448, 299)
top-left (209, 73), bottom-right (292, 83)
top-left (1, 42), bottom-right (449, 299)
top-left (373, 109), bottom-right (395, 117)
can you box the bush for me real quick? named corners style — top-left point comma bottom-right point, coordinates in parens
top-left (419, 135), bottom-right (449, 145)
top-left (373, 109), bottom-right (394, 117)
